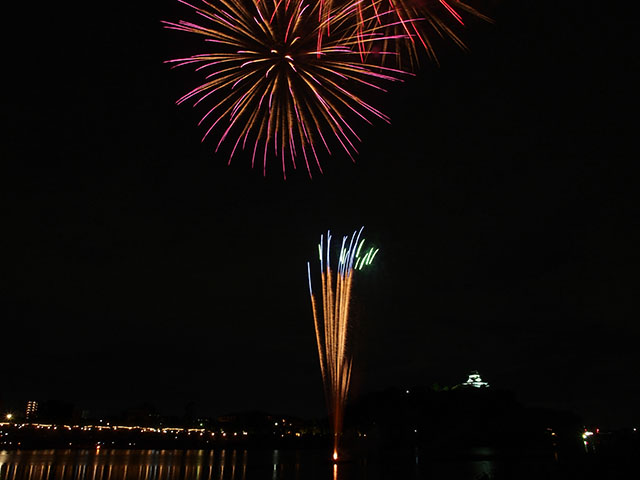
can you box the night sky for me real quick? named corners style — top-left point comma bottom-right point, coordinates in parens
top-left (4, 1), bottom-right (637, 429)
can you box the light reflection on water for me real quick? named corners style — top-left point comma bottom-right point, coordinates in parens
top-left (0, 447), bottom-right (558, 480)
top-left (0, 449), bottom-right (249, 480)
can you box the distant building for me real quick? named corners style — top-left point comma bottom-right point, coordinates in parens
top-left (26, 401), bottom-right (38, 420)
top-left (456, 370), bottom-right (490, 389)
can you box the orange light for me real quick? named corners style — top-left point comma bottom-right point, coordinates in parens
top-left (332, 451), bottom-right (338, 461)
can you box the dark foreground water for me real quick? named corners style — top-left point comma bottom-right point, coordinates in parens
top-left (0, 447), bottom-right (631, 480)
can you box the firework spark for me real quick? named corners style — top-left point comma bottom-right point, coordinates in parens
top-left (163, 0), bottom-right (410, 178)
top-left (307, 227), bottom-right (378, 460)
top-left (355, 0), bottom-right (492, 67)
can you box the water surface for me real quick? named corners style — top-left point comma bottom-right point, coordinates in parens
top-left (0, 447), bottom-right (567, 479)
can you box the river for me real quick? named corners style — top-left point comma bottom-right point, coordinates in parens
top-left (0, 446), bottom-right (609, 479)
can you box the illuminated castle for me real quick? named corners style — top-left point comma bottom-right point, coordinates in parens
top-left (457, 370), bottom-right (489, 389)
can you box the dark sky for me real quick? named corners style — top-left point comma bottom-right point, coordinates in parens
top-left (4, 1), bottom-right (637, 428)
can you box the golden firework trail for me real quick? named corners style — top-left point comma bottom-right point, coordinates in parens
top-left (352, 0), bottom-right (493, 68)
top-left (307, 227), bottom-right (379, 460)
top-left (163, 0), bottom-right (412, 178)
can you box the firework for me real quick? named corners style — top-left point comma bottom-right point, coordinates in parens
top-left (163, 0), bottom-right (410, 178)
top-left (307, 227), bottom-right (378, 460)
top-left (355, 0), bottom-right (492, 67)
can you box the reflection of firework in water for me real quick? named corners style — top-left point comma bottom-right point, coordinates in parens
top-left (307, 227), bottom-right (378, 460)
top-left (163, 0), bottom-right (410, 178)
